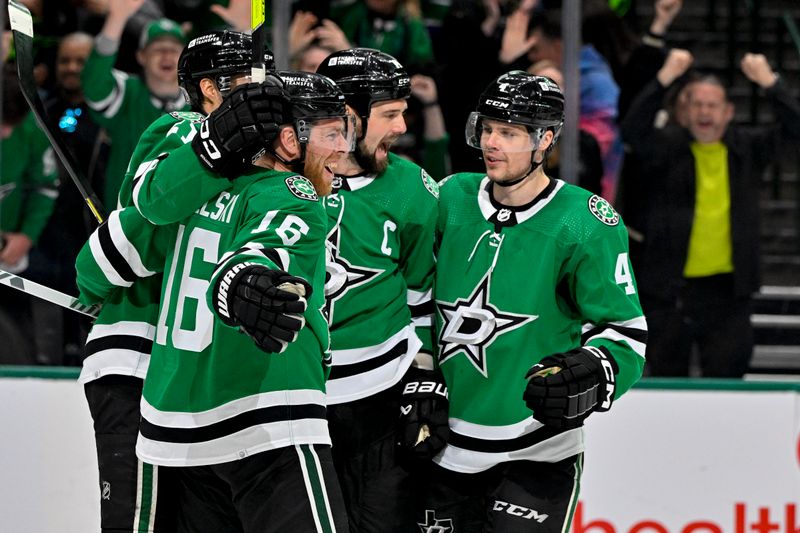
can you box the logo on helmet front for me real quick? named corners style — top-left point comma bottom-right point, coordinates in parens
top-left (485, 99), bottom-right (509, 108)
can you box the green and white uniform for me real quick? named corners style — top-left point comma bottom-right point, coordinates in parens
top-left (77, 112), bottom-right (204, 384)
top-left (324, 153), bottom-right (438, 404)
top-left (136, 166), bottom-right (331, 467)
top-left (82, 45), bottom-right (188, 209)
top-left (0, 112), bottom-right (58, 270)
top-left (434, 174), bottom-right (646, 474)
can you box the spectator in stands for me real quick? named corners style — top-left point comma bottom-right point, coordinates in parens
top-left (393, 73), bottom-right (451, 180)
top-left (528, 59), bottom-right (603, 194)
top-left (439, 0), bottom-right (540, 173)
top-left (25, 32), bottom-right (107, 366)
top-left (329, 0), bottom-right (435, 69)
top-left (0, 62), bottom-right (59, 364)
top-left (620, 50), bottom-right (800, 377)
top-left (82, 0), bottom-right (187, 210)
top-left (288, 10), bottom-right (343, 72)
top-left (527, 7), bottom-right (623, 201)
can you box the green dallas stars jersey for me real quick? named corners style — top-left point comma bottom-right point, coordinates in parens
top-left (434, 174), bottom-right (646, 474)
top-left (76, 111), bottom-right (204, 384)
top-left (323, 153), bottom-right (438, 404)
top-left (136, 167), bottom-right (331, 467)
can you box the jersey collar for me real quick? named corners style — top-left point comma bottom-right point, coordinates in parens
top-left (332, 172), bottom-right (376, 193)
top-left (477, 176), bottom-right (564, 227)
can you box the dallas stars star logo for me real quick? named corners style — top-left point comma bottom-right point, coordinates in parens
top-left (417, 510), bottom-right (454, 533)
top-left (436, 272), bottom-right (537, 377)
top-left (323, 207), bottom-right (383, 321)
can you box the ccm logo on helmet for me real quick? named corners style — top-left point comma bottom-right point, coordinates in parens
top-left (485, 99), bottom-right (509, 108)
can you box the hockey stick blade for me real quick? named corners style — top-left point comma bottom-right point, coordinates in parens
top-left (0, 268), bottom-right (99, 318)
top-left (7, 0), bottom-right (106, 224)
top-left (250, 0), bottom-right (266, 82)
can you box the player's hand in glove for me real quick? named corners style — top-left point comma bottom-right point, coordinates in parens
top-left (213, 263), bottom-right (311, 353)
top-left (191, 80), bottom-right (287, 179)
top-left (397, 365), bottom-right (449, 461)
top-left (523, 347), bottom-right (618, 431)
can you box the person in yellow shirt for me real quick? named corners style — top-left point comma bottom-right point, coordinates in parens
top-left (620, 49), bottom-right (800, 377)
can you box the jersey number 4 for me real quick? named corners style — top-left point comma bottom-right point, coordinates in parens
top-left (615, 252), bottom-right (636, 295)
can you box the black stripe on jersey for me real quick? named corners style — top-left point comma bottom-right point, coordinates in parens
top-left (328, 340), bottom-right (408, 380)
top-left (258, 248), bottom-right (285, 269)
top-left (139, 404), bottom-right (327, 444)
top-left (98, 222), bottom-right (138, 283)
top-left (448, 425), bottom-right (561, 454)
top-left (84, 334), bottom-right (154, 357)
top-left (409, 300), bottom-right (434, 319)
top-left (581, 323), bottom-right (648, 345)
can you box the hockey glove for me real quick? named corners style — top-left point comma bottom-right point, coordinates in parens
top-left (523, 347), bottom-right (618, 431)
top-left (191, 82), bottom-right (286, 179)
top-left (213, 263), bottom-right (311, 354)
top-left (397, 366), bottom-right (449, 461)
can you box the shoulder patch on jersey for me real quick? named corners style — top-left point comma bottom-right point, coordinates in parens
top-left (588, 195), bottom-right (619, 226)
top-left (420, 169), bottom-right (439, 198)
top-left (285, 176), bottom-right (319, 201)
top-left (169, 111), bottom-right (204, 123)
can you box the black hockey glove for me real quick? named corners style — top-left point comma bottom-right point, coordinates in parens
top-left (397, 366), bottom-right (449, 461)
top-left (191, 82), bottom-right (286, 179)
top-left (213, 263), bottom-right (311, 354)
top-left (523, 346), bottom-right (618, 431)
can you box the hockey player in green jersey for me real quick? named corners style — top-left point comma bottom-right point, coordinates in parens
top-left (135, 72), bottom-right (352, 532)
top-left (76, 31), bottom-right (274, 532)
top-left (316, 48), bottom-right (446, 533)
top-left (81, 0), bottom-right (190, 209)
top-left (422, 72), bottom-right (647, 532)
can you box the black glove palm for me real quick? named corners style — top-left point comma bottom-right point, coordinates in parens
top-left (397, 366), bottom-right (449, 461)
top-left (523, 347), bottom-right (618, 430)
top-left (191, 81), bottom-right (286, 179)
top-left (213, 263), bottom-right (311, 353)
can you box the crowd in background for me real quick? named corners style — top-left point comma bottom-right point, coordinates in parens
top-left (0, 0), bottom-right (797, 378)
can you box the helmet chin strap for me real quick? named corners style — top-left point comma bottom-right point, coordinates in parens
top-left (494, 152), bottom-right (544, 188)
top-left (272, 143), bottom-right (307, 174)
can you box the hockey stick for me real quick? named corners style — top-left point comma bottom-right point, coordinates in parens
top-left (7, 0), bottom-right (106, 224)
top-left (0, 268), bottom-right (99, 318)
top-left (250, 0), bottom-right (267, 83)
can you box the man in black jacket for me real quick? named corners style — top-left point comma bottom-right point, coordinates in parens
top-left (620, 50), bottom-right (800, 377)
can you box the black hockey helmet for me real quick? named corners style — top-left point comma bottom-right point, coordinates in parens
top-left (178, 30), bottom-right (276, 110)
top-left (316, 48), bottom-right (410, 137)
top-left (466, 71), bottom-right (565, 153)
top-left (274, 71), bottom-right (353, 168)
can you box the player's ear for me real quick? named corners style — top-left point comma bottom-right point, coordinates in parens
top-left (198, 78), bottom-right (221, 109)
top-left (277, 125), bottom-right (300, 159)
top-left (136, 49), bottom-right (146, 68)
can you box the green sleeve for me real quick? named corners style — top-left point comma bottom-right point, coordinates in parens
top-left (405, 16), bottom-right (435, 66)
top-left (565, 221), bottom-right (647, 399)
top-left (76, 206), bottom-right (170, 305)
top-left (399, 168), bottom-right (439, 354)
top-left (120, 112), bottom-right (205, 207)
top-left (134, 143), bottom-right (231, 225)
top-left (81, 48), bottom-right (134, 127)
top-left (422, 134), bottom-right (450, 182)
top-left (18, 114), bottom-right (58, 243)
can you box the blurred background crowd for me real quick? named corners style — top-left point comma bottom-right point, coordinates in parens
top-left (1, 0), bottom-right (799, 379)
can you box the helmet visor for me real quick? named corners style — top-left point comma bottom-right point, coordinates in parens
top-left (465, 112), bottom-right (545, 153)
top-left (300, 115), bottom-right (356, 153)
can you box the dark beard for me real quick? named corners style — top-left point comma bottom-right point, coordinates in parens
top-left (354, 141), bottom-right (389, 175)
